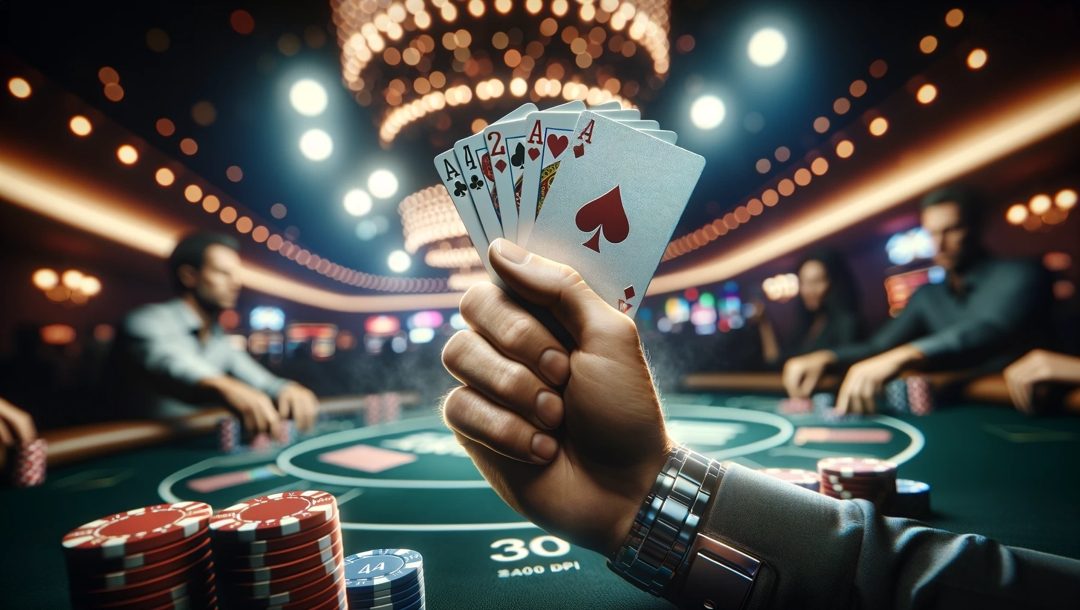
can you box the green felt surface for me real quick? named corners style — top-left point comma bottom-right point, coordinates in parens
top-left (3, 394), bottom-right (1079, 609)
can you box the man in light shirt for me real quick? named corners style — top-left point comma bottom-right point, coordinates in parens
top-left (109, 233), bottom-right (318, 433)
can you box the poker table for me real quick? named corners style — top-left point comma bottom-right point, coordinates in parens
top-left (3, 387), bottom-right (1080, 609)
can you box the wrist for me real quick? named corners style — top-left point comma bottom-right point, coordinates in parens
top-left (607, 447), bottom-right (724, 598)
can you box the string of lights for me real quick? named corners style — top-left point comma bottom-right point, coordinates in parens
top-left (662, 8), bottom-right (982, 264)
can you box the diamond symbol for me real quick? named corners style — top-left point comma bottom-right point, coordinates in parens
top-left (623, 286), bottom-right (635, 300)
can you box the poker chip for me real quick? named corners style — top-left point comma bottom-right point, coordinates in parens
top-left (69, 550), bottom-right (214, 607)
top-left (11, 437), bottom-right (47, 487)
top-left (906, 376), bottom-right (935, 416)
top-left (63, 502), bottom-right (213, 559)
top-left (344, 549), bottom-right (426, 609)
top-left (210, 489), bottom-right (346, 610)
top-left (67, 538), bottom-right (211, 590)
top-left (77, 573), bottom-right (216, 610)
top-left (888, 478), bottom-right (932, 518)
top-left (64, 527), bottom-right (210, 573)
top-left (211, 514), bottom-right (341, 555)
top-left (757, 468), bottom-right (820, 491)
top-left (224, 539), bottom-right (343, 583)
top-left (778, 398), bottom-right (813, 415)
top-left (216, 530), bottom-right (340, 569)
top-left (818, 456), bottom-right (897, 509)
top-left (210, 490), bottom-right (338, 542)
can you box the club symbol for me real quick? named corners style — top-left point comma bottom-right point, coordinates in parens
top-left (453, 180), bottom-right (467, 197)
top-left (469, 175), bottom-right (484, 190)
top-left (511, 143), bottom-right (525, 168)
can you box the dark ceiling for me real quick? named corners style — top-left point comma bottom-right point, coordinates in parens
top-left (0, 1), bottom-right (1076, 282)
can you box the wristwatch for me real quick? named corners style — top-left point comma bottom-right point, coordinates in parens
top-left (609, 447), bottom-right (762, 609)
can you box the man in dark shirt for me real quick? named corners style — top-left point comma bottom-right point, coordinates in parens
top-left (783, 188), bottom-right (1051, 414)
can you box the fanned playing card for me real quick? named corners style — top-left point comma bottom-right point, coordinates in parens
top-left (433, 149), bottom-right (494, 275)
top-left (483, 101), bottom-right (583, 243)
top-left (452, 103), bottom-right (536, 242)
top-left (517, 108), bottom-right (642, 245)
top-left (528, 112), bottom-right (705, 317)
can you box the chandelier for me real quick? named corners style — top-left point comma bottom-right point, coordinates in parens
top-left (332, 0), bottom-right (672, 147)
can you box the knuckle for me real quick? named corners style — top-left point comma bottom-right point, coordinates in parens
top-left (460, 283), bottom-right (499, 321)
top-left (500, 316), bottom-right (534, 353)
top-left (441, 331), bottom-right (472, 370)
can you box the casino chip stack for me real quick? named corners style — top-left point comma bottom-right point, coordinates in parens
top-left (905, 376), bottom-right (935, 416)
top-left (758, 468), bottom-right (820, 492)
top-left (817, 457), bottom-right (898, 509)
top-left (62, 501), bottom-right (217, 610)
top-left (10, 437), bottom-right (47, 487)
top-left (344, 548), bottom-right (426, 610)
top-left (209, 490), bottom-right (346, 609)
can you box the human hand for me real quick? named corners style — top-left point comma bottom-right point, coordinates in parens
top-left (441, 239), bottom-right (672, 556)
top-left (1003, 349), bottom-right (1080, 414)
top-left (202, 376), bottom-right (281, 436)
top-left (836, 346), bottom-right (919, 415)
top-left (277, 382), bottom-right (319, 431)
top-left (0, 398), bottom-right (37, 450)
top-left (782, 350), bottom-right (835, 398)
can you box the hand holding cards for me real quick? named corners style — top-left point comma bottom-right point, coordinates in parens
top-left (434, 103), bottom-right (704, 318)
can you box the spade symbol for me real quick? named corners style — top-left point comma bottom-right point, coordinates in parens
top-left (469, 175), bottom-right (484, 190)
top-left (511, 143), bottom-right (525, 168)
top-left (453, 180), bottom-right (467, 197)
top-left (575, 185), bottom-right (629, 253)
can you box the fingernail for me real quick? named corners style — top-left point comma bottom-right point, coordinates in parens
top-left (535, 390), bottom-right (563, 429)
top-left (494, 238), bottom-right (530, 264)
top-left (531, 433), bottom-right (558, 462)
top-left (538, 349), bottom-right (570, 386)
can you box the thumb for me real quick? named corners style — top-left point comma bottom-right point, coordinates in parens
top-left (488, 238), bottom-right (621, 348)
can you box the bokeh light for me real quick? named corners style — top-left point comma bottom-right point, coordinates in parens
top-left (747, 28), bottom-right (787, 67)
top-left (689, 94), bottom-right (725, 129)
top-left (387, 250), bottom-right (411, 273)
top-left (290, 79), bottom-right (328, 116)
top-left (344, 189), bottom-right (374, 216)
top-left (116, 145), bottom-right (139, 165)
top-left (69, 115), bottom-right (92, 136)
top-left (8, 77), bottom-right (32, 99)
top-left (368, 169), bottom-right (399, 199)
top-left (299, 129), bottom-right (333, 161)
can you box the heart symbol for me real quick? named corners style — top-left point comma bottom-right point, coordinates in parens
top-left (573, 143), bottom-right (585, 158)
top-left (527, 147), bottom-right (540, 161)
top-left (495, 159), bottom-right (507, 173)
top-left (511, 143), bottom-right (525, 168)
top-left (480, 153), bottom-right (495, 182)
top-left (546, 134), bottom-right (568, 159)
top-left (575, 185), bottom-right (629, 253)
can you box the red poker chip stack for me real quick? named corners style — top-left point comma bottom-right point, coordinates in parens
top-left (11, 437), bottom-right (47, 487)
top-left (817, 457), bottom-right (898, 509)
top-left (209, 490), bottom-right (346, 609)
top-left (61, 501), bottom-right (217, 610)
top-left (905, 376), bottom-right (935, 416)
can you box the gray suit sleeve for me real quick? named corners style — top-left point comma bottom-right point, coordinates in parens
top-left (695, 465), bottom-right (1080, 610)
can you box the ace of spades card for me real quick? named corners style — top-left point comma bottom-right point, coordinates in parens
top-left (528, 112), bottom-right (705, 317)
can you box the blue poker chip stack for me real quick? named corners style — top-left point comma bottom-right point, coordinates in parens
top-left (344, 548), bottom-right (426, 610)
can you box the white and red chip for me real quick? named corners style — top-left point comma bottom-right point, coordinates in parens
top-left (209, 490), bottom-right (338, 542)
top-left (63, 502), bottom-right (213, 558)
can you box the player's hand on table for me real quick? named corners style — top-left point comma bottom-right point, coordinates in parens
top-left (441, 239), bottom-right (672, 557)
top-left (1003, 349), bottom-right (1080, 414)
top-left (836, 345), bottom-right (919, 415)
top-left (201, 376), bottom-right (281, 436)
top-left (277, 382), bottom-right (319, 431)
top-left (0, 397), bottom-right (37, 450)
top-left (782, 350), bottom-right (835, 398)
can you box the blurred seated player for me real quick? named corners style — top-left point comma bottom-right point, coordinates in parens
top-left (755, 249), bottom-right (862, 366)
top-left (108, 233), bottom-right (318, 433)
top-left (783, 187), bottom-right (1052, 414)
top-left (441, 239), bottom-right (1079, 609)
top-left (1004, 349), bottom-right (1080, 415)
top-left (0, 397), bottom-right (37, 451)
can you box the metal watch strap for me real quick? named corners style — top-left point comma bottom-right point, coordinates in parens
top-left (608, 447), bottom-right (722, 596)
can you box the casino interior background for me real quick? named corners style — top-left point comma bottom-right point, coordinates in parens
top-left (1, 2), bottom-right (1080, 609)
top-left (2, 1), bottom-right (1078, 427)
